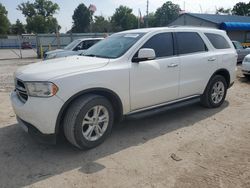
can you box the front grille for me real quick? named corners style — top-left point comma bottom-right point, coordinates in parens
top-left (15, 79), bottom-right (28, 103)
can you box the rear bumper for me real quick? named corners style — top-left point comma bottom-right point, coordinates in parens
top-left (17, 116), bottom-right (57, 144)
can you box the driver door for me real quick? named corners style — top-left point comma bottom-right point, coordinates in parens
top-left (130, 32), bottom-right (180, 111)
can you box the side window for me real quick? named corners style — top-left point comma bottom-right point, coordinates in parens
top-left (84, 40), bottom-right (98, 49)
top-left (205, 33), bottom-right (231, 49)
top-left (141, 33), bottom-right (174, 58)
top-left (233, 41), bottom-right (243, 50)
top-left (176, 32), bottom-right (207, 55)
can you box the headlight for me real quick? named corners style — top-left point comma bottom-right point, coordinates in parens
top-left (46, 53), bottom-right (57, 59)
top-left (25, 82), bottom-right (58, 97)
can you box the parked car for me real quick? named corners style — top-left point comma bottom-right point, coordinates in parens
top-left (242, 55), bottom-right (250, 80)
top-left (44, 38), bottom-right (103, 59)
top-left (11, 27), bottom-right (237, 149)
top-left (21, 41), bottom-right (32, 49)
top-left (232, 40), bottom-right (250, 63)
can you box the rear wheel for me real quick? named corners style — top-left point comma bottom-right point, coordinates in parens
top-left (63, 95), bottom-right (114, 149)
top-left (200, 75), bottom-right (227, 108)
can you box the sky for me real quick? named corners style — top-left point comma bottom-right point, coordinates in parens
top-left (1, 0), bottom-right (250, 33)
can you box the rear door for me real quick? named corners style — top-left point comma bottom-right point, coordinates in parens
top-left (176, 32), bottom-right (218, 98)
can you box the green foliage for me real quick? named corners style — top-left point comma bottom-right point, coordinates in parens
top-left (71, 3), bottom-right (91, 33)
top-left (17, 0), bottom-right (59, 33)
top-left (111, 6), bottom-right (137, 31)
top-left (92, 16), bottom-right (111, 33)
top-left (216, 7), bottom-right (231, 15)
top-left (0, 3), bottom-right (10, 35)
top-left (232, 2), bottom-right (250, 16)
top-left (154, 1), bottom-right (181, 26)
top-left (11, 19), bottom-right (26, 35)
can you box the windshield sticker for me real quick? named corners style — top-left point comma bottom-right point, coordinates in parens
top-left (124, 34), bottom-right (140, 38)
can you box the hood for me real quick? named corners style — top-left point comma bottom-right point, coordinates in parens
top-left (45, 49), bottom-right (66, 55)
top-left (15, 56), bottom-right (109, 81)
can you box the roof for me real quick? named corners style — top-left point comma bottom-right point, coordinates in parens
top-left (118, 26), bottom-right (224, 34)
top-left (186, 13), bottom-right (250, 24)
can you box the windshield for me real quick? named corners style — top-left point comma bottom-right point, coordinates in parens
top-left (64, 39), bottom-right (81, 50)
top-left (84, 33), bottom-right (145, 58)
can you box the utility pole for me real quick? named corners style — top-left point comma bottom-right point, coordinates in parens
top-left (146, 0), bottom-right (149, 28)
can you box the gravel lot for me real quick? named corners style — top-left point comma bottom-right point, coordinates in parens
top-left (0, 58), bottom-right (250, 188)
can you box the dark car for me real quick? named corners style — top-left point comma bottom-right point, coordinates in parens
top-left (21, 42), bottom-right (32, 49)
top-left (232, 41), bottom-right (250, 63)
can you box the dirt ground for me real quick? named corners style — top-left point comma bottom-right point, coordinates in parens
top-left (0, 58), bottom-right (250, 188)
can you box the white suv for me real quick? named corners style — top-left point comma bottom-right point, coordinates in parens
top-left (11, 27), bottom-right (237, 149)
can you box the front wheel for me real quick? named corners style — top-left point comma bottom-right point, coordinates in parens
top-left (63, 95), bottom-right (114, 150)
top-left (200, 75), bottom-right (227, 108)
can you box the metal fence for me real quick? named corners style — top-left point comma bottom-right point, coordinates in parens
top-left (0, 35), bottom-right (37, 60)
top-left (0, 33), bottom-right (107, 59)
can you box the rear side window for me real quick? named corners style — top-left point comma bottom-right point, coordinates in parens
top-left (205, 33), bottom-right (230, 49)
top-left (176, 32), bottom-right (207, 55)
top-left (142, 33), bottom-right (174, 58)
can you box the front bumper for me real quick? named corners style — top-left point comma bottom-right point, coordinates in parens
top-left (10, 91), bottom-right (64, 135)
top-left (242, 62), bottom-right (250, 75)
top-left (17, 116), bottom-right (57, 144)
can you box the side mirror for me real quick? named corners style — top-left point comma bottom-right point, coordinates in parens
top-left (132, 48), bottom-right (156, 63)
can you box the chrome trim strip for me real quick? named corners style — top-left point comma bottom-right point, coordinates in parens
top-left (127, 95), bottom-right (200, 115)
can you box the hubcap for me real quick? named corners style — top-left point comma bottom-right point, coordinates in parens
top-left (211, 81), bottom-right (225, 104)
top-left (82, 105), bottom-right (109, 141)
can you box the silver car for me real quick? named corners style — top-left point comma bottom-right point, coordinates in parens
top-left (232, 40), bottom-right (250, 63)
top-left (44, 38), bottom-right (103, 59)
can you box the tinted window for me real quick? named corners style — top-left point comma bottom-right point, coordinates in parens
top-left (176, 32), bottom-right (207, 55)
top-left (205, 33), bottom-right (230, 49)
top-left (141, 33), bottom-right (174, 58)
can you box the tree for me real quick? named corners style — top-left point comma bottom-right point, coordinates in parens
top-left (17, 0), bottom-right (60, 33)
top-left (232, 2), bottom-right (250, 16)
top-left (154, 1), bottom-right (181, 26)
top-left (216, 7), bottom-right (231, 15)
top-left (71, 3), bottom-right (91, 33)
top-left (11, 19), bottom-right (26, 34)
top-left (147, 13), bottom-right (157, 27)
top-left (111, 6), bottom-right (137, 31)
top-left (0, 3), bottom-right (10, 35)
top-left (92, 16), bottom-right (111, 33)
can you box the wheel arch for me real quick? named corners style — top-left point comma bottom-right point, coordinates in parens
top-left (55, 88), bottom-right (124, 138)
top-left (209, 69), bottom-right (231, 88)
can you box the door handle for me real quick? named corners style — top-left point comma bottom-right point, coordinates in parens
top-left (208, 57), bottom-right (216, 62)
top-left (167, 63), bottom-right (178, 68)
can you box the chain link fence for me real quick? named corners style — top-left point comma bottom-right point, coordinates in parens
top-left (0, 35), bottom-right (37, 60)
top-left (0, 33), bottom-right (108, 59)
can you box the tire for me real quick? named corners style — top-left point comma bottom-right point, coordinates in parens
top-left (200, 75), bottom-right (227, 108)
top-left (63, 95), bottom-right (114, 150)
